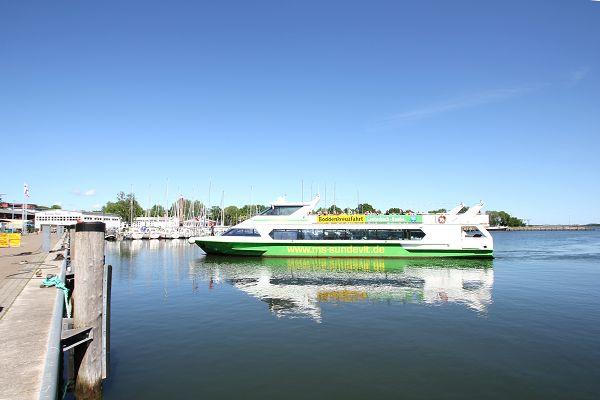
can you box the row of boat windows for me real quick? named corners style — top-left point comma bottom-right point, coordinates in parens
top-left (222, 228), bottom-right (261, 237)
top-left (222, 228), bottom-right (426, 240)
top-left (270, 229), bottom-right (426, 241)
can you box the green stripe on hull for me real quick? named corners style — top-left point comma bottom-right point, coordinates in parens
top-left (194, 240), bottom-right (493, 259)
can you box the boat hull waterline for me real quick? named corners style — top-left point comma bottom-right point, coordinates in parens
top-left (194, 240), bottom-right (493, 259)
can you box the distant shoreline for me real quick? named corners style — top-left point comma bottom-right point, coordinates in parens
top-left (490, 225), bottom-right (595, 231)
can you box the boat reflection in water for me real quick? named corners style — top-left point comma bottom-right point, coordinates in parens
top-left (198, 257), bottom-right (494, 322)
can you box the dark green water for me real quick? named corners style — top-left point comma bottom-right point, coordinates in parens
top-left (101, 231), bottom-right (600, 399)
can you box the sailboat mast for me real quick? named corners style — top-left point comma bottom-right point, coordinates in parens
top-left (129, 184), bottom-right (133, 226)
top-left (208, 181), bottom-right (212, 222)
top-left (333, 182), bottom-right (336, 211)
top-left (220, 190), bottom-right (224, 226)
top-left (249, 185), bottom-right (253, 217)
top-left (165, 179), bottom-right (169, 219)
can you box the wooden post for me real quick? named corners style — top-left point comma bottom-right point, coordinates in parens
top-left (73, 222), bottom-right (105, 399)
top-left (68, 226), bottom-right (77, 273)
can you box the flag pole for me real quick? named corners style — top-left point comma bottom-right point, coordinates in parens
top-left (22, 183), bottom-right (28, 234)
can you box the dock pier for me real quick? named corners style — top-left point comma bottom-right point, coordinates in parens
top-left (0, 222), bottom-right (111, 400)
top-left (506, 225), bottom-right (593, 231)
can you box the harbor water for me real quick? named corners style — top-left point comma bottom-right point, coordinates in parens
top-left (102, 231), bottom-right (599, 399)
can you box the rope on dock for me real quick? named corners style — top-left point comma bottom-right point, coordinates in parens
top-left (41, 275), bottom-right (71, 318)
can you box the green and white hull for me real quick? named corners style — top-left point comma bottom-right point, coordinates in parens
top-left (191, 196), bottom-right (494, 259)
top-left (194, 239), bottom-right (493, 259)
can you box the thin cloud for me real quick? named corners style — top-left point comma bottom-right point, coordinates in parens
top-left (72, 188), bottom-right (97, 196)
top-left (569, 67), bottom-right (590, 86)
top-left (374, 86), bottom-right (538, 128)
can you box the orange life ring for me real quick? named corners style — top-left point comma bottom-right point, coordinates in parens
top-left (437, 215), bottom-right (446, 224)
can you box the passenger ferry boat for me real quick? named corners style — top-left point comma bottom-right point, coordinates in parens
top-left (190, 196), bottom-right (493, 259)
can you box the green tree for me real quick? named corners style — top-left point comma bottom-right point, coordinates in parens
top-left (102, 191), bottom-right (144, 224)
top-left (328, 205), bottom-right (343, 214)
top-left (487, 210), bottom-right (525, 227)
top-left (428, 208), bottom-right (447, 214)
top-left (238, 204), bottom-right (267, 220)
top-left (357, 203), bottom-right (375, 213)
top-left (387, 207), bottom-right (403, 214)
top-left (224, 205), bottom-right (240, 225)
top-left (208, 206), bottom-right (222, 222)
top-left (149, 204), bottom-right (165, 217)
top-left (50, 204), bottom-right (62, 210)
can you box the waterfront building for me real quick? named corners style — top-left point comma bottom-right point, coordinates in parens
top-left (34, 210), bottom-right (122, 230)
top-left (0, 203), bottom-right (38, 230)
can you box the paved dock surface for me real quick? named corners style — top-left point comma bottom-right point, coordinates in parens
top-left (0, 235), bottom-right (63, 400)
top-left (0, 233), bottom-right (58, 319)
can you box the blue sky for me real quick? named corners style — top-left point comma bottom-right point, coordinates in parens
top-left (1, 1), bottom-right (599, 224)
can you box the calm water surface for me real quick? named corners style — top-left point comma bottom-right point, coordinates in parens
top-left (101, 231), bottom-right (600, 399)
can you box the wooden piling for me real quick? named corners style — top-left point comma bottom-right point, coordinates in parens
top-left (68, 226), bottom-right (77, 273)
top-left (72, 221), bottom-right (105, 399)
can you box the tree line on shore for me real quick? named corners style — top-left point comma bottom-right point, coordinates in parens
top-left (100, 192), bottom-right (525, 227)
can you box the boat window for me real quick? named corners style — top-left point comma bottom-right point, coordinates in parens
top-left (260, 206), bottom-right (303, 216)
top-left (324, 229), bottom-right (346, 240)
top-left (299, 229), bottom-right (325, 240)
top-left (268, 229), bottom-right (424, 241)
top-left (368, 229), bottom-right (404, 240)
top-left (462, 226), bottom-right (484, 238)
top-left (349, 230), bottom-right (369, 240)
top-left (222, 228), bottom-right (261, 237)
top-left (270, 229), bottom-right (299, 240)
top-left (406, 229), bottom-right (425, 240)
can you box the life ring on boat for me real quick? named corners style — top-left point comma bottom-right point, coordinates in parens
top-left (437, 215), bottom-right (446, 224)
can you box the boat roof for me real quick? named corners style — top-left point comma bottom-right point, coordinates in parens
top-left (271, 195), bottom-right (320, 207)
